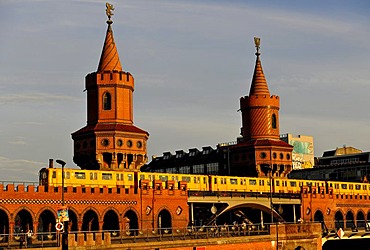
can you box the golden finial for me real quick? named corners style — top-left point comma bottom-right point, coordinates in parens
top-left (106, 2), bottom-right (115, 21)
top-left (254, 37), bottom-right (261, 55)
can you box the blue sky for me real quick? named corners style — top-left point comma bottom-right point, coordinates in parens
top-left (1, 0), bottom-right (370, 181)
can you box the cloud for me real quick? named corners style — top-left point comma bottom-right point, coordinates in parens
top-left (8, 136), bottom-right (27, 145)
top-left (0, 93), bottom-right (78, 105)
top-left (0, 156), bottom-right (44, 182)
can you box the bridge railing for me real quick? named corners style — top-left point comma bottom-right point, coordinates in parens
top-left (188, 190), bottom-right (301, 199)
top-left (320, 220), bottom-right (370, 236)
top-left (0, 231), bottom-right (59, 249)
top-left (105, 223), bottom-right (270, 244)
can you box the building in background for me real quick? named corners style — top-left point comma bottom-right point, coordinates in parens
top-left (280, 134), bottom-right (314, 170)
top-left (289, 146), bottom-right (370, 182)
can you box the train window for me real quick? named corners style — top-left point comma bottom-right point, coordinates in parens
top-left (249, 179), bottom-right (257, 185)
top-left (221, 178), bottom-right (224, 184)
top-left (160, 175), bottom-right (168, 182)
top-left (355, 185), bottom-right (361, 190)
top-left (128, 174), bottom-right (133, 181)
top-left (259, 180), bottom-right (264, 186)
top-left (89, 173), bottom-right (96, 180)
top-left (290, 181), bottom-right (297, 187)
top-left (214, 178), bottom-right (217, 184)
top-left (203, 177), bottom-right (207, 184)
top-left (182, 176), bottom-right (190, 183)
top-left (102, 173), bottom-right (112, 180)
top-left (230, 179), bottom-right (237, 185)
top-left (75, 172), bottom-right (86, 179)
top-left (364, 185), bottom-right (367, 190)
top-left (329, 183), bottom-right (333, 188)
top-left (349, 184), bottom-right (353, 190)
top-left (341, 184), bottom-right (347, 189)
top-left (140, 174), bottom-right (145, 180)
top-left (335, 184), bottom-right (339, 189)
top-left (65, 172), bottom-right (70, 179)
top-left (276, 181), bottom-right (280, 186)
top-left (52, 171), bottom-right (56, 178)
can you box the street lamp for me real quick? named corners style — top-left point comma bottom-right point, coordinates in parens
top-left (56, 159), bottom-right (68, 250)
top-left (268, 166), bottom-right (273, 223)
top-left (56, 160), bottom-right (66, 206)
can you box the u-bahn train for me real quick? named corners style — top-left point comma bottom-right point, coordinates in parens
top-left (38, 167), bottom-right (370, 196)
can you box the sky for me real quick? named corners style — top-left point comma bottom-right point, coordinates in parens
top-left (1, 0), bottom-right (370, 182)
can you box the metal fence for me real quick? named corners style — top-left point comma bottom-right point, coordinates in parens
top-left (0, 223), bottom-right (270, 249)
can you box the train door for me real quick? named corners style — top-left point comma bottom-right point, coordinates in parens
top-left (208, 176), bottom-right (212, 191)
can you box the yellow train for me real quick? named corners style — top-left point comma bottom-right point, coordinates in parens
top-left (39, 167), bottom-right (135, 188)
top-left (39, 167), bottom-right (370, 196)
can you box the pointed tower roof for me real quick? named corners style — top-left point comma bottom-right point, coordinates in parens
top-left (249, 37), bottom-right (270, 96)
top-left (97, 18), bottom-right (122, 72)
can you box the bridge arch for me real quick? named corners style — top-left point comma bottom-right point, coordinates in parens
top-left (345, 210), bottom-right (355, 229)
top-left (356, 210), bottom-right (365, 229)
top-left (82, 209), bottom-right (99, 231)
top-left (102, 209), bottom-right (119, 232)
top-left (366, 210), bottom-right (370, 224)
top-left (334, 210), bottom-right (344, 229)
top-left (123, 209), bottom-right (139, 234)
top-left (216, 202), bottom-right (284, 223)
top-left (158, 209), bottom-right (172, 232)
top-left (313, 209), bottom-right (324, 223)
top-left (14, 208), bottom-right (34, 233)
top-left (0, 208), bottom-right (9, 242)
top-left (37, 208), bottom-right (56, 235)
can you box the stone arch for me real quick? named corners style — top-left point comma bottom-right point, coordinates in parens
top-left (35, 206), bottom-right (57, 219)
top-left (334, 210), bottom-right (344, 229)
top-left (158, 208), bottom-right (172, 233)
top-left (345, 210), bottom-right (355, 229)
top-left (123, 209), bottom-right (139, 235)
top-left (102, 206), bottom-right (120, 220)
top-left (217, 202), bottom-right (284, 223)
top-left (313, 209), bottom-right (324, 222)
top-left (356, 210), bottom-right (365, 229)
top-left (0, 208), bottom-right (10, 242)
top-left (67, 209), bottom-right (78, 232)
top-left (367, 210), bottom-right (370, 222)
top-left (82, 209), bottom-right (99, 232)
top-left (14, 208), bottom-right (34, 233)
top-left (102, 209), bottom-right (120, 232)
top-left (81, 206), bottom-right (100, 219)
top-left (37, 208), bottom-right (56, 235)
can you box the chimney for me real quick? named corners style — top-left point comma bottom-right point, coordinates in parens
top-left (49, 159), bottom-right (54, 168)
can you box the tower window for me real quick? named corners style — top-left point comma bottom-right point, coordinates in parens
top-left (272, 114), bottom-right (277, 129)
top-left (103, 92), bottom-right (111, 110)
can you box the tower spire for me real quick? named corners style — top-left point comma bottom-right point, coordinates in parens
top-left (249, 37), bottom-right (270, 96)
top-left (97, 3), bottom-right (122, 72)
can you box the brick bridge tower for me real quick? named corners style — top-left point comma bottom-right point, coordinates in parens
top-left (230, 37), bottom-right (293, 178)
top-left (72, 9), bottom-right (148, 171)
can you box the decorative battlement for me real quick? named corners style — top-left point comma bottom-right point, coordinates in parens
top-left (240, 94), bottom-right (280, 110)
top-left (242, 94), bottom-right (279, 100)
top-left (85, 71), bottom-right (134, 90)
top-left (0, 182), bottom-right (187, 198)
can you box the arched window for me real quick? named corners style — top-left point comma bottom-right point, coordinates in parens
top-left (272, 114), bottom-right (277, 129)
top-left (103, 92), bottom-right (111, 110)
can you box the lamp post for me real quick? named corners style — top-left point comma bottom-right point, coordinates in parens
top-left (268, 166), bottom-right (273, 223)
top-left (56, 159), bottom-right (68, 250)
top-left (267, 165), bottom-right (278, 250)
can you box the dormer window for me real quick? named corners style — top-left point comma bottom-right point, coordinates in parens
top-left (272, 114), bottom-right (277, 129)
top-left (103, 92), bottom-right (111, 110)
